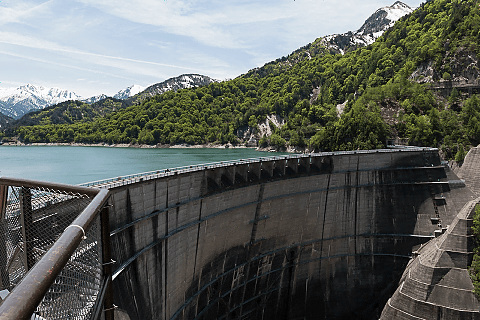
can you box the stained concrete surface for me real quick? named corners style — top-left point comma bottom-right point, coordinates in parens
top-left (103, 149), bottom-right (477, 319)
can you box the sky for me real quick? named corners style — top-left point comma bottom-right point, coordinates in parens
top-left (0, 0), bottom-right (424, 98)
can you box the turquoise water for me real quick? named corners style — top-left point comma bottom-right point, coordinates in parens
top-left (0, 146), bottom-right (284, 185)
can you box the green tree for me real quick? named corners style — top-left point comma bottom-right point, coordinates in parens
top-left (470, 205), bottom-right (480, 297)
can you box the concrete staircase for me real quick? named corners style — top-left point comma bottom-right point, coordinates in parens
top-left (456, 146), bottom-right (480, 197)
top-left (379, 199), bottom-right (480, 319)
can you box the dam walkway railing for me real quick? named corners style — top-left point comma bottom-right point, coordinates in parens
top-left (79, 146), bottom-right (439, 189)
top-left (0, 177), bottom-right (112, 320)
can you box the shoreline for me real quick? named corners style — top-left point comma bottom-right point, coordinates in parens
top-left (0, 141), bottom-right (306, 153)
top-left (0, 141), bottom-right (251, 149)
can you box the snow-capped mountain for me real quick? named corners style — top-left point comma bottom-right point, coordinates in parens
top-left (80, 85), bottom-right (144, 104)
top-left (0, 84), bottom-right (82, 119)
top-left (245, 1), bottom-right (414, 78)
top-left (0, 76), bottom-right (214, 119)
top-left (81, 94), bottom-right (108, 104)
top-left (322, 1), bottom-right (414, 54)
top-left (139, 74), bottom-right (217, 99)
top-left (113, 84), bottom-right (145, 100)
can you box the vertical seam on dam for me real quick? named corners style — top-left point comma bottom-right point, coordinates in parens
top-left (320, 173), bottom-right (332, 262)
top-left (249, 183), bottom-right (265, 246)
top-left (355, 156), bottom-right (360, 255)
top-left (154, 180), bottom-right (157, 211)
top-left (164, 179), bottom-right (169, 320)
top-left (318, 171), bottom-right (331, 317)
top-left (126, 188), bottom-right (135, 268)
top-left (240, 183), bottom-right (265, 317)
top-left (192, 199), bottom-right (203, 282)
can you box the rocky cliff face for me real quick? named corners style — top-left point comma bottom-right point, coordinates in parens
top-left (410, 46), bottom-right (480, 83)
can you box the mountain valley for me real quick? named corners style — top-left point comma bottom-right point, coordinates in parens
top-left (2, 0), bottom-right (480, 164)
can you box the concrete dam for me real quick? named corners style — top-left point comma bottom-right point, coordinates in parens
top-left (96, 148), bottom-right (480, 319)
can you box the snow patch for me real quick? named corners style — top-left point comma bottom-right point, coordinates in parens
top-left (82, 94), bottom-right (108, 104)
top-left (113, 84), bottom-right (145, 100)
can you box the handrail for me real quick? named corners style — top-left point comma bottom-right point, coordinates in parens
top-left (0, 177), bottom-right (110, 320)
top-left (0, 176), bottom-right (100, 197)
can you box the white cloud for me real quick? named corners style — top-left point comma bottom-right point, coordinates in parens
top-left (75, 0), bottom-right (298, 49)
top-left (0, 0), bottom-right (426, 97)
top-left (0, 0), bottom-right (54, 26)
top-left (73, 0), bottom-right (418, 53)
top-left (0, 31), bottom-right (211, 75)
top-left (0, 49), bottom-right (139, 82)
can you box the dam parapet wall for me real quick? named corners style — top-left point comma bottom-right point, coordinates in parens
top-left (100, 148), bottom-right (476, 319)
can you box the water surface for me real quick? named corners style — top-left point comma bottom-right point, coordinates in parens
top-left (0, 146), bottom-right (284, 185)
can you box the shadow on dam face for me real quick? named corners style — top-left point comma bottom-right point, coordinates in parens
top-left (107, 150), bottom-right (467, 320)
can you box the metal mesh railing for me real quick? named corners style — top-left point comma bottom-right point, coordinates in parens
top-left (32, 214), bottom-right (102, 320)
top-left (0, 186), bottom-right (92, 288)
top-left (0, 181), bottom-right (107, 320)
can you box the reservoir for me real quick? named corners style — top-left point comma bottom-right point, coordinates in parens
top-left (0, 146), bottom-right (282, 185)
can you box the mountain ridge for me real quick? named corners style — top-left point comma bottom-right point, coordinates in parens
top-left (126, 74), bottom-right (217, 105)
top-left (114, 84), bottom-right (145, 100)
top-left (2, 74), bottom-right (218, 131)
top-left (243, 1), bottom-right (413, 79)
top-left (0, 85), bottom-right (82, 119)
top-left (322, 1), bottom-right (414, 54)
top-left (0, 2), bottom-right (411, 120)
top-left (0, 74), bottom-right (215, 119)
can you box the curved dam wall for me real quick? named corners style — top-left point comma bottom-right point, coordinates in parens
top-left (104, 149), bottom-right (474, 319)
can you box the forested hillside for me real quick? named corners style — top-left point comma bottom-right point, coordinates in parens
top-left (4, 0), bottom-right (480, 160)
top-left (10, 98), bottom-right (125, 127)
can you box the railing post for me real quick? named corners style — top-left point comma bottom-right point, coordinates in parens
top-left (101, 205), bottom-right (114, 320)
top-left (0, 185), bottom-right (6, 220)
top-left (0, 184), bottom-right (9, 290)
top-left (19, 187), bottom-right (35, 270)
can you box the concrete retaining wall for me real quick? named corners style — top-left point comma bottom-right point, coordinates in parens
top-left (456, 146), bottom-right (480, 196)
top-left (380, 199), bottom-right (480, 320)
top-left (105, 149), bottom-right (473, 319)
